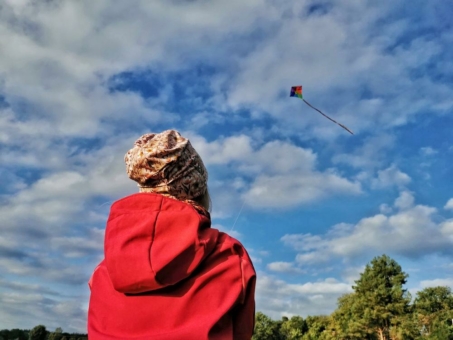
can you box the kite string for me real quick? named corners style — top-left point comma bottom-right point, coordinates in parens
top-left (228, 171), bottom-right (281, 232)
top-left (229, 175), bottom-right (274, 232)
top-left (230, 200), bottom-right (245, 232)
top-left (99, 201), bottom-right (113, 208)
top-left (303, 99), bottom-right (337, 124)
top-left (228, 92), bottom-right (354, 234)
top-left (303, 99), bottom-right (354, 135)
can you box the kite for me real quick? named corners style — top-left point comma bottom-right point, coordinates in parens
top-left (290, 86), bottom-right (354, 135)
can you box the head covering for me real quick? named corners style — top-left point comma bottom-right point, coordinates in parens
top-left (124, 130), bottom-right (208, 214)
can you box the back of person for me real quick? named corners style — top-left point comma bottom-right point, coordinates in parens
top-left (87, 130), bottom-right (256, 339)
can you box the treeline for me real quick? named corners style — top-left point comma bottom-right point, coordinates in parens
top-left (252, 255), bottom-right (453, 340)
top-left (0, 326), bottom-right (87, 340)
top-left (2, 255), bottom-right (452, 340)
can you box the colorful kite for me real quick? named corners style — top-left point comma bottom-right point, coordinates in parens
top-left (290, 86), bottom-right (353, 135)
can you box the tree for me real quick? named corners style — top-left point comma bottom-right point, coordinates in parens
top-left (330, 293), bottom-right (374, 339)
top-left (0, 329), bottom-right (10, 340)
top-left (48, 327), bottom-right (64, 340)
top-left (280, 315), bottom-right (307, 340)
top-left (351, 255), bottom-right (411, 340)
top-left (302, 315), bottom-right (330, 340)
top-left (414, 286), bottom-right (453, 338)
top-left (28, 325), bottom-right (47, 340)
top-left (387, 314), bottom-right (419, 340)
top-left (252, 312), bottom-right (283, 340)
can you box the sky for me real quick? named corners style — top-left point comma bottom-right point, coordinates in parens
top-left (1, 0), bottom-right (453, 333)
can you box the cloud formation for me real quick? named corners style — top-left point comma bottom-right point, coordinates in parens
top-left (445, 198), bottom-right (453, 210)
top-left (192, 135), bottom-right (362, 209)
top-left (282, 191), bottom-right (453, 267)
top-left (256, 274), bottom-right (352, 319)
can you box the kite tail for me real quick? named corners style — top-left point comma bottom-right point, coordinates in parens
top-left (338, 123), bottom-right (354, 135)
top-left (302, 99), bottom-right (354, 135)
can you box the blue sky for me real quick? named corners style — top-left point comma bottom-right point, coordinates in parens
top-left (1, 0), bottom-right (453, 333)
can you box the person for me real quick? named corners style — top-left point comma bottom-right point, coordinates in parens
top-left (88, 130), bottom-right (256, 340)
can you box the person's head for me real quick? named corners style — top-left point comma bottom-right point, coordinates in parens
top-left (124, 129), bottom-right (211, 212)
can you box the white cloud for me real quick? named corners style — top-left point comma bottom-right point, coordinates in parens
top-left (221, 2), bottom-right (453, 138)
top-left (282, 192), bottom-right (452, 265)
top-left (50, 229), bottom-right (104, 258)
top-left (241, 141), bottom-right (361, 208)
top-left (256, 274), bottom-right (352, 319)
top-left (0, 0), bottom-right (449, 154)
top-left (281, 234), bottom-right (328, 253)
top-left (189, 134), bottom-right (361, 209)
top-left (0, 134), bottom-right (138, 295)
top-left (295, 252), bottom-right (332, 265)
top-left (0, 290), bottom-right (87, 333)
top-left (371, 165), bottom-right (411, 189)
top-left (249, 141), bottom-right (318, 175)
top-left (394, 191), bottom-right (415, 210)
top-left (244, 171), bottom-right (361, 208)
top-left (333, 134), bottom-right (396, 169)
top-left (420, 147), bottom-right (438, 156)
top-left (189, 134), bottom-right (254, 165)
top-left (267, 262), bottom-right (304, 274)
top-left (419, 278), bottom-right (453, 288)
top-left (341, 266), bottom-right (365, 285)
top-left (379, 203), bottom-right (393, 214)
top-left (440, 220), bottom-right (453, 238)
top-left (445, 198), bottom-right (453, 210)
top-left (1, 0), bottom-right (277, 146)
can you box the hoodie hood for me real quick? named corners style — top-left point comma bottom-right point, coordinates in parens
top-left (104, 193), bottom-right (219, 294)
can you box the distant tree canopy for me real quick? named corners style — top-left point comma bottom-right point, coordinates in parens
top-left (0, 327), bottom-right (87, 340)
top-left (413, 286), bottom-right (453, 339)
top-left (251, 255), bottom-right (453, 340)
top-left (28, 325), bottom-right (47, 340)
top-left (0, 328), bottom-right (28, 340)
top-left (3, 255), bottom-right (452, 340)
top-left (48, 327), bottom-right (63, 340)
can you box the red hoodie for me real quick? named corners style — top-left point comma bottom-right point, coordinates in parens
top-left (88, 193), bottom-right (256, 340)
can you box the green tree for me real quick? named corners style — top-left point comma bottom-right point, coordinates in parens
top-left (252, 312), bottom-right (283, 340)
top-left (351, 255), bottom-right (411, 340)
top-left (48, 327), bottom-right (63, 340)
top-left (414, 286), bottom-right (453, 339)
top-left (388, 314), bottom-right (419, 340)
top-left (302, 315), bottom-right (330, 340)
top-left (280, 315), bottom-right (307, 340)
top-left (0, 329), bottom-right (10, 340)
top-left (28, 325), bottom-right (47, 340)
top-left (330, 292), bottom-right (374, 339)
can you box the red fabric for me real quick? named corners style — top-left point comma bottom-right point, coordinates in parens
top-left (88, 193), bottom-right (256, 340)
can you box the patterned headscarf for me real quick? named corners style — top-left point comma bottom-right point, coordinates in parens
top-left (124, 130), bottom-right (209, 215)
